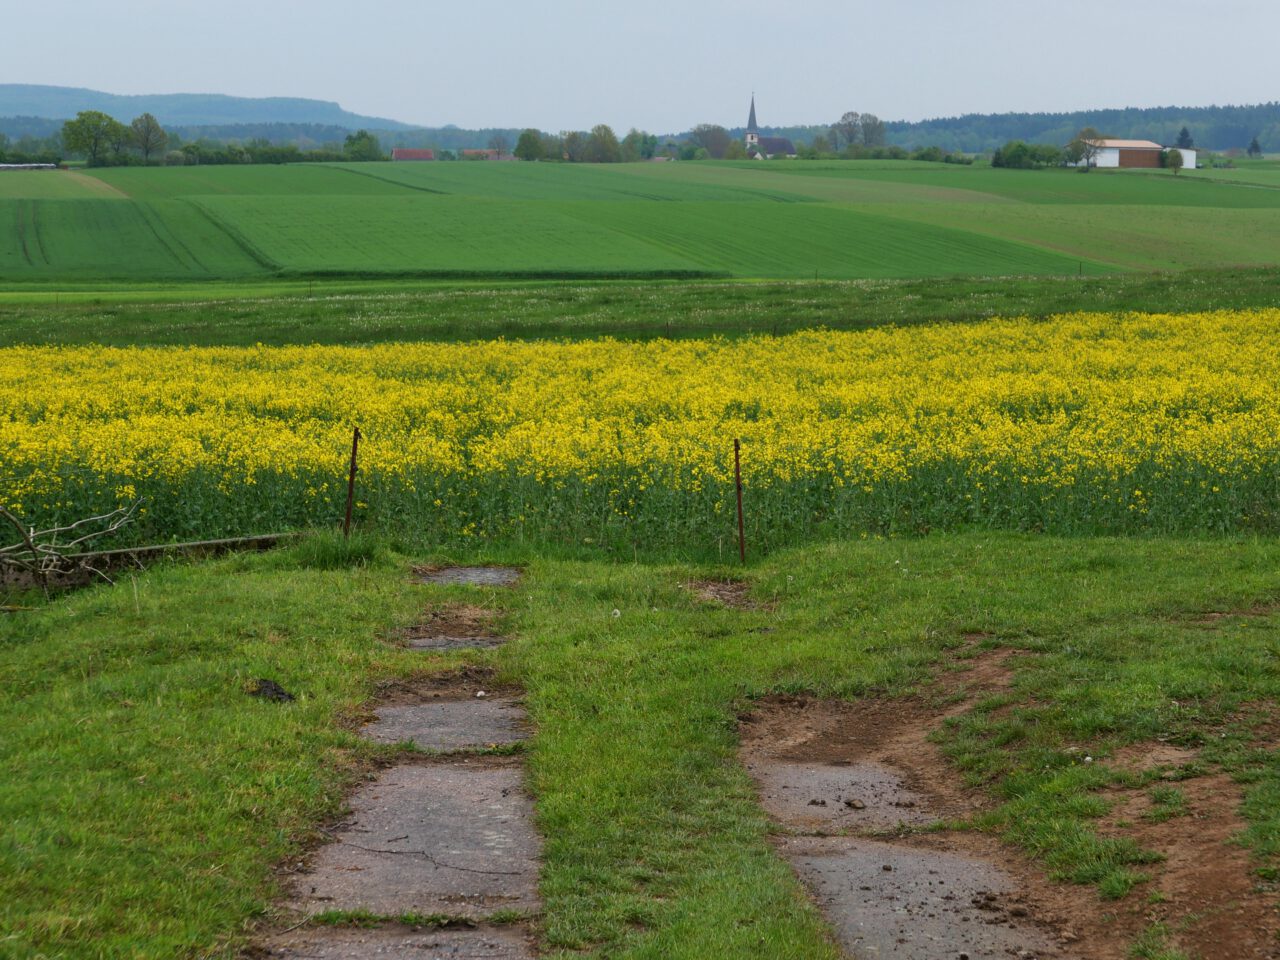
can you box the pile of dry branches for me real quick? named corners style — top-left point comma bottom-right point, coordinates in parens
top-left (1, 502), bottom-right (140, 591)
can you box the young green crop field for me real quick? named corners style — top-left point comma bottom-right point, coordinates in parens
top-left (1, 158), bottom-right (1278, 284)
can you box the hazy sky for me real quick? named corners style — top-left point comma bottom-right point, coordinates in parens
top-left (9, 0), bottom-right (1277, 131)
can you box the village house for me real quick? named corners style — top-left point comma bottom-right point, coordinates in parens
top-left (391, 148), bottom-right (435, 161)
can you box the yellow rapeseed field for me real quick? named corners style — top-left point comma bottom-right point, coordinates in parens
top-left (3, 309), bottom-right (1278, 546)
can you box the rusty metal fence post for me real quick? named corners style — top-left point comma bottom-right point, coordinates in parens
top-left (343, 426), bottom-right (362, 538)
top-left (734, 438), bottom-right (746, 564)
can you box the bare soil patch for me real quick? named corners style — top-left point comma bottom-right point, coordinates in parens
top-left (685, 577), bottom-right (766, 610)
top-left (1106, 741), bottom-right (1199, 774)
top-left (1097, 772), bottom-right (1280, 959)
top-left (401, 602), bottom-right (505, 651)
top-left (415, 565), bottom-right (522, 587)
top-left (1181, 602), bottom-right (1280, 628)
top-left (741, 649), bottom-right (1279, 959)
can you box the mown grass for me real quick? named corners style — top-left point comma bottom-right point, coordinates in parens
top-left (4, 531), bottom-right (1278, 957)
top-left (2, 268), bottom-right (1278, 347)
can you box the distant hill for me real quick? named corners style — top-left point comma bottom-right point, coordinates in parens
top-left (0, 84), bottom-right (413, 130)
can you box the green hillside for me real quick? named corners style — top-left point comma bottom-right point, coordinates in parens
top-left (0, 84), bottom-right (410, 129)
top-left (0, 159), bottom-right (1277, 283)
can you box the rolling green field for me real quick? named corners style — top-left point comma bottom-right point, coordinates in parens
top-left (2, 158), bottom-right (1278, 284)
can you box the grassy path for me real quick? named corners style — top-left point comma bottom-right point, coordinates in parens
top-left (3, 532), bottom-right (1278, 956)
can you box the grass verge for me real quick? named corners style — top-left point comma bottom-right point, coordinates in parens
top-left (1, 268), bottom-right (1279, 347)
top-left (3, 531), bottom-right (1278, 956)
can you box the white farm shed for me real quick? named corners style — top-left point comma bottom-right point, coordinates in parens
top-left (1082, 140), bottom-right (1196, 170)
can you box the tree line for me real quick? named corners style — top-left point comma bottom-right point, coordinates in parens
top-left (511, 126), bottom-right (659, 162)
top-left (51, 110), bottom-right (397, 166)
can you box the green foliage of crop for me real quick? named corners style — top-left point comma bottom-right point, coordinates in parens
top-left (90, 163), bottom-right (423, 199)
top-left (0, 199), bottom-right (265, 280)
top-left (339, 159), bottom-right (812, 202)
top-left (192, 195), bottom-right (712, 276)
top-left (566, 199), bottom-right (1110, 278)
top-left (733, 160), bottom-right (1280, 208)
top-left (0, 159), bottom-right (1274, 282)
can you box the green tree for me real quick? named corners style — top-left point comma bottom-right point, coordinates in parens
top-left (860, 114), bottom-right (886, 147)
top-left (514, 129), bottom-right (545, 161)
top-left (562, 130), bottom-right (588, 162)
top-left (723, 139), bottom-right (746, 160)
top-left (1176, 126), bottom-right (1194, 149)
top-left (620, 128), bottom-right (657, 162)
top-left (833, 111), bottom-right (861, 151)
top-left (343, 129), bottom-right (383, 161)
top-left (62, 111), bottom-right (125, 166)
top-left (129, 113), bottom-right (167, 164)
top-left (539, 132), bottom-right (563, 160)
top-left (1248, 136), bottom-right (1263, 158)
top-left (584, 124), bottom-right (621, 162)
top-left (1067, 127), bottom-right (1103, 170)
top-left (1166, 147), bottom-right (1184, 175)
top-left (688, 123), bottom-right (731, 159)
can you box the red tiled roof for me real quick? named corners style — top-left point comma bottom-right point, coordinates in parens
top-left (391, 148), bottom-right (435, 161)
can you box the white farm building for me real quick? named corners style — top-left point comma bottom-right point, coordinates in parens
top-left (1083, 139), bottom-right (1196, 169)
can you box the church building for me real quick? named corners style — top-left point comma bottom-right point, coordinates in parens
top-left (745, 96), bottom-right (796, 159)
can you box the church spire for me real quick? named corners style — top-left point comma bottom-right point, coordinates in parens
top-left (747, 94), bottom-right (758, 134)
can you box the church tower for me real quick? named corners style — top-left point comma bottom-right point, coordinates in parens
top-left (745, 94), bottom-right (760, 154)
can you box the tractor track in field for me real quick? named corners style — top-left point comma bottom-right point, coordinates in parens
top-left (136, 202), bottom-right (207, 274)
top-left (184, 199), bottom-right (282, 272)
top-left (15, 201), bottom-right (34, 267)
top-left (321, 163), bottom-right (451, 195)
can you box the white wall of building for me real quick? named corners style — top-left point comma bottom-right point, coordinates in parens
top-left (1093, 147), bottom-right (1121, 168)
top-left (1171, 148), bottom-right (1197, 168)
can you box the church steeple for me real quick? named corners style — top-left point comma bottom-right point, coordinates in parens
top-left (745, 94), bottom-right (760, 153)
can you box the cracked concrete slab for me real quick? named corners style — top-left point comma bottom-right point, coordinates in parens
top-left (781, 836), bottom-right (1065, 959)
top-left (748, 760), bottom-right (935, 831)
top-left (259, 924), bottom-right (535, 958)
top-left (291, 761), bottom-right (540, 919)
top-left (364, 698), bottom-right (529, 752)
